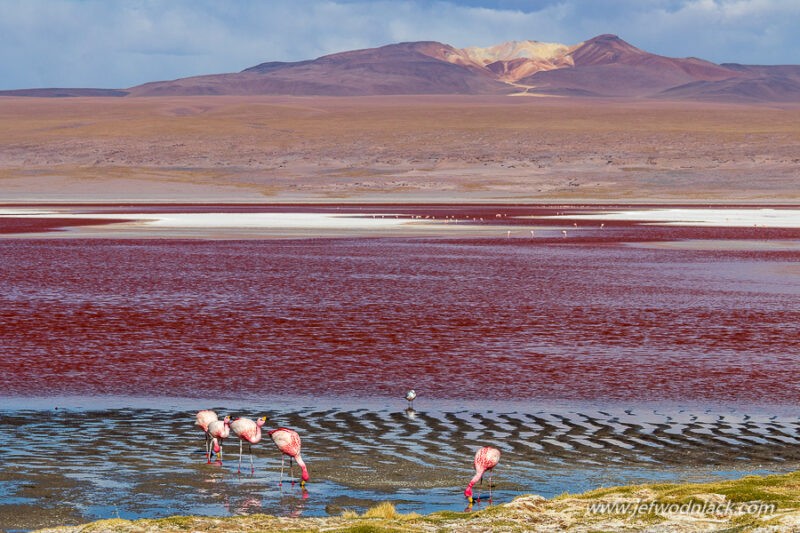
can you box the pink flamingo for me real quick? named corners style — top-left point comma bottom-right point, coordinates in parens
top-left (207, 415), bottom-right (231, 464)
top-left (230, 416), bottom-right (267, 474)
top-left (269, 427), bottom-right (309, 487)
top-left (464, 446), bottom-right (501, 504)
top-left (195, 410), bottom-right (218, 462)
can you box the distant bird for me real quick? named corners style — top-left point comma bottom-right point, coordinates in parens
top-left (230, 416), bottom-right (267, 474)
top-left (464, 446), bottom-right (501, 504)
top-left (269, 427), bottom-right (310, 487)
top-left (195, 410), bottom-right (218, 463)
top-left (561, 230), bottom-right (568, 238)
top-left (207, 415), bottom-right (231, 464)
top-left (405, 389), bottom-right (417, 408)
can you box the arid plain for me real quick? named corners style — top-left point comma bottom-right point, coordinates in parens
top-left (1, 95), bottom-right (799, 203)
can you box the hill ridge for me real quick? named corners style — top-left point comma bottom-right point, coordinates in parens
top-left (3, 35), bottom-right (799, 102)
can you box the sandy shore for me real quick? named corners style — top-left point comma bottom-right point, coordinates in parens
top-left (1, 95), bottom-right (799, 204)
top-left (33, 471), bottom-right (800, 532)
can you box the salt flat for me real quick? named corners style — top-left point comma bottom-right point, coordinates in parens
top-left (550, 207), bottom-right (800, 227)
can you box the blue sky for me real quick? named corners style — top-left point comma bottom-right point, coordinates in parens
top-left (1, 0), bottom-right (798, 90)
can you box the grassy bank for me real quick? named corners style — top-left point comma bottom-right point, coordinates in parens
top-left (35, 471), bottom-right (800, 532)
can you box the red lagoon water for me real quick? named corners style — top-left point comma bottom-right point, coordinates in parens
top-left (1, 232), bottom-right (799, 404)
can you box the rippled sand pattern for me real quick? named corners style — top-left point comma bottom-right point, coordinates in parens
top-left (1, 403), bottom-right (799, 529)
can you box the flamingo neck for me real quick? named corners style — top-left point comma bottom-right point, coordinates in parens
top-left (464, 468), bottom-right (484, 497)
top-left (295, 454), bottom-right (310, 481)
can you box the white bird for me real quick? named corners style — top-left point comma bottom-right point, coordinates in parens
top-left (405, 389), bottom-right (417, 408)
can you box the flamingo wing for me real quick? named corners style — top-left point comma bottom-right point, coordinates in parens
top-left (475, 446), bottom-right (501, 470)
top-left (196, 410), bottom-right (218, 431)
top-left (269, 427), bottom-right (301, 456)
top-left (231, 418), bottom-right (259, 441)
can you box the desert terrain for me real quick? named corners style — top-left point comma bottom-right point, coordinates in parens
top-left (1, 95), bottom-right (798, 204)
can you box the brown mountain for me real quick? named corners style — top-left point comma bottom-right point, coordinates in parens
top-left (3, 35), bottom-right (799, 102)
top-left (120, 34), bottom-right (800, 101)
top-left (513, 34), bottom-right (750, 97)
top-left (128, 41), bottom-right (509, 97)
top-left (659, 63), bottom-right (800, 102)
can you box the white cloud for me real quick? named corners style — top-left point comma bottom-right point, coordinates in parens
top-left (0, 0), bottom-right (798, 90)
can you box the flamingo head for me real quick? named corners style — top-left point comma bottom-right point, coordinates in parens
top-left (464, 484), bottom-right (474, 503)
top-left (223, 415), bottom-right (231, 425)
top-left (257, 416), bottom-right (268, 427)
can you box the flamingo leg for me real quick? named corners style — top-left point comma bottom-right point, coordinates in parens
top-left (279, 455), bottom-right (285, 486)
top-left (489, 470), bottom-right (493, 503)
top-left (205, 433), bottom-right (211, 463)
top-left (290, 456), bottom-right (295, 485)
top-left (248, 443), bottom-right (254, 474)
top-left (237, 439), bottom-right (243, 474)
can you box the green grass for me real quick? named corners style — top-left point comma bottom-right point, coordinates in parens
top-left (571, 471), bottom-right (800, 508)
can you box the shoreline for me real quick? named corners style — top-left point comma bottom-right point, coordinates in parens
top-left (33, 470), bottom-right (800, 532)
top-left (3, 203), bottom-right (800, 240)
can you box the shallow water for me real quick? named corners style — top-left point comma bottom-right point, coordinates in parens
top-left (1, 204), bottom-right (800, 529)
top-left (2, 399), bottom-right (799, 529)
top-left (1, 232), bottom-right (799, 402)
